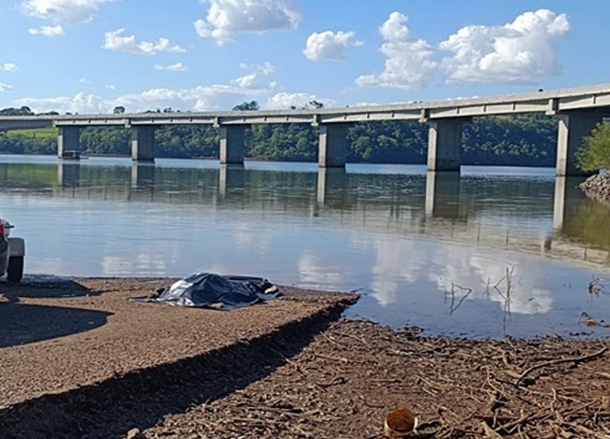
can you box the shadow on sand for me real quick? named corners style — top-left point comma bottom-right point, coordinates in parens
top-left (0, 298), bottom-right (355, 439)
top-left (0, 276), bottom-right (111, 349)
top-left (0, 303), bottom-right (111, 349)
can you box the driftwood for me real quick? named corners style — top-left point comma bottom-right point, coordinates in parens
top-left (138, 320), bottom-right (610, 439)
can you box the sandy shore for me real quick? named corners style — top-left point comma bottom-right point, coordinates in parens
top-left (0, 277), bottom-right (608, 439)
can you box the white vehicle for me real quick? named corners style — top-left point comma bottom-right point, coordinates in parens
top-left (0, 218), bottom-right (25, 282)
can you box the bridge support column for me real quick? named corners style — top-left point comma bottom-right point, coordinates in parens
top-left (58, 127), bottom-right (80, 158)
top-left (427, 119), bottom-right (463, 172)
top-left (220, 125), bottom-right (248, 165)
top-left (556, 112), bottom-right (602, 176)
top-left (319, 124), bottom-right (350, 168)
top-left (131, 126), bottom-right (156, 162)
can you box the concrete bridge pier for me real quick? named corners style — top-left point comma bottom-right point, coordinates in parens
top-left (556, 111), bottom-right (603, 176)
top-left (319, 124), bottom-right (351, 168)
top-left (427, 119), bottom-right (464, 172)
top-left (58, 127), bottom-right (80, 158)
top-left (131, 126), bottom-right (156, 162)
top-left (220, 125), bottom-right (248, 165)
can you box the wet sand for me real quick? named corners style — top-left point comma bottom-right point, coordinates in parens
top-left (0, 277), bottom-right (608, 439)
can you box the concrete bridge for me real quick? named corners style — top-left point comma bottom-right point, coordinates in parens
top-left (2, 82), bottom-right (610, 175)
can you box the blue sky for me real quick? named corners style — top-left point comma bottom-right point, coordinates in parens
top-left (0, 0), bottom-right (608, 114)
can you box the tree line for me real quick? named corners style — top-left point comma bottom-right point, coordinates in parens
top-left (0, 104), bottom-right (560, 166)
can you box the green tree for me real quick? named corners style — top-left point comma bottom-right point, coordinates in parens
top-left (232, 101), bottom-right (260, 111)
top-left (0, 106), bottom-right (34, 115)
top-left (576, 123), bottom-right (610, 171)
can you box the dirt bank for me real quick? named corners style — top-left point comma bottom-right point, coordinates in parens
top-left (580, 172), bottom-right (610, 204)
top-left (1, 278), bottom-right (609, 439)
top-left (0, 277), bottom-right (357, 438)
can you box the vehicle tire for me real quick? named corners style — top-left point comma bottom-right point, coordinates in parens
top-left (7, 256), bottom-right (23, 282)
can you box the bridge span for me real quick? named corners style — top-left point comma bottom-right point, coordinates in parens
top-left (2, 82), bottom-right (610, 175)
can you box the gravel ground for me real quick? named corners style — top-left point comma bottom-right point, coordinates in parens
top-left (1, 277), bottom-right (609, 439)
top-left (0, 277), bottom-right (357, 438)
top-left (141, 320), bottom-right (610, 439)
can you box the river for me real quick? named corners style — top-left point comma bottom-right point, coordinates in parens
top-left (1, 154), bottom-right (609, 338)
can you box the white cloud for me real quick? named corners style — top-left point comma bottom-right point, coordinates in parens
top-left (231, 73), bottom-right (258, 89)
top-left (15, 80), bottom-right (281, 114)
top-left (266, 92), bottom-right (333, 109)
top-left (239, 61), bottom-right (276, 76)
top-left (23, 0), bottom-right (120, 24)
top-left (28, 25), bottom-right (65, 36)
top-left (113, 84), bottom-right (275, 112)
top-left (440, 9), bottom-right (570, 83)
top-left (0, 83), bottom-right (14, 92)
top-left (1, 63), bottom-right (19, 72)
top-left (103, 29), bottom-right (186, 55)
top-left (356, 12), bottom-right (437, 90)
top-left (105, 84), bottom-right (115, 90)
top-left (194, 0), bottom-right (301, 45)
top-left (355, 9), bottom-right (569, 89)
top-left (154, 62), bottom-right (188, 72)
top-left (230, 62), bottom-right (277, 89)
top-left (79, 78), bottom-right (91, 84)
top-left (16, 92), bottom-right (107, 113)
top-left (303, 30), bottom-right (363, 61)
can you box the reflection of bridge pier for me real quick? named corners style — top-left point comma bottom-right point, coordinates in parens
top-left (130, 163), bottom-right (156, 188)
top-left (316, 167), bottom-right (347, 206)
top-left (57, 162), bottom-right (81, 187)
top-left (552, 176), bottom-right (588, 231)
top-left (218, 164), bottom-right (245, 199)
top-left (425, 171), bottom-right (461, 219)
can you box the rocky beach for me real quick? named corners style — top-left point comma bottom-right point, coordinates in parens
top-left (579, 172), bottom-right (610, 204)
top-left (0, 278), bottom-right (608, 439)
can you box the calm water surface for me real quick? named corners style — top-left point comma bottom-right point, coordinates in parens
top-left (1, 155), bottom-right (609, 339)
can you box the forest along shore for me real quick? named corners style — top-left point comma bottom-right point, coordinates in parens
top-left (580, 171), bottom-right (610, 204)
top-left (0, 278), bottom-right (608, 439)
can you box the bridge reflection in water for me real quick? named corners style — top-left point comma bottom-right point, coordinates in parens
top-left (49, 160), bottom-right (610, 271)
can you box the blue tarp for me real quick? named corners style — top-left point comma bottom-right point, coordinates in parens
top-left (132, 273), bottom-right (281, 310)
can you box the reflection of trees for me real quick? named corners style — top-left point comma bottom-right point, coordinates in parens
top-left (562, 199), bottom-right (610, 251)
top-left (0, 163), bottom-right (56, 188)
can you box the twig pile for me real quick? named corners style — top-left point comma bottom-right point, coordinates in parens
top-left (143, 320), bottom-right (610, 439)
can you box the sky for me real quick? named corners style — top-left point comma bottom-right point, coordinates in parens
top-left (0, 0), bottom-right (609, 114)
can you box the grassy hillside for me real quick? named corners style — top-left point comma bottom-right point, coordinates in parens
top-left (6, 128), bottom-right (58, 139)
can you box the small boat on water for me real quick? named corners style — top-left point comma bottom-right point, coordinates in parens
top-left (60, 150), bottom-right (88, 160)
